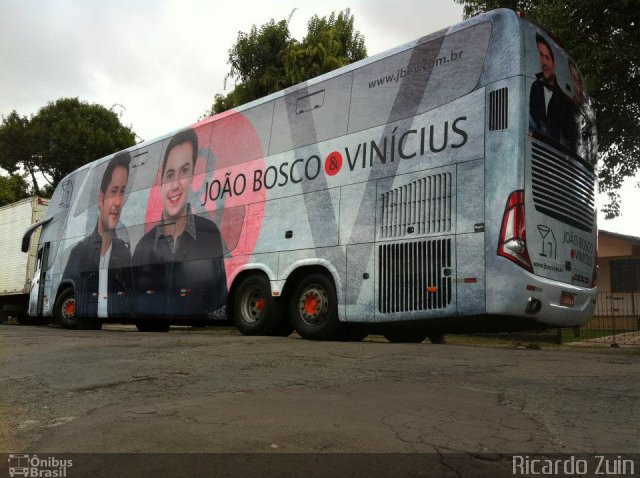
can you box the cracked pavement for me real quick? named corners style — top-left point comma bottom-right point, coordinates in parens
top-left (1, 324), bottom-right (638, 459)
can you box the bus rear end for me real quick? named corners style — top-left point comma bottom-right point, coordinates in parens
top-left (492, 16), bottom-right (598, 327)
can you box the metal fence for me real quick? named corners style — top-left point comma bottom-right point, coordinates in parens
top-left (572, 291), bottom-right (640, 345)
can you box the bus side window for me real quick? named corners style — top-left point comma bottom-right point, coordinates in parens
top-left (60, 179), bottom-right (73, 207)
top-left (47, 168), bottom-right (88, 219)
top-left (207, 101), bottom-right (274, 170)
top-left (269, 73), bottom-right (352, 155)
top-left (123, 142), bottom-right (162, 194)
top-left (348, 22), bottom-right (491, 134)
top-left (229, 102), bottom-right (274, 164)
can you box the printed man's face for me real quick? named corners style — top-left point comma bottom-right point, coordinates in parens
top-left (162, 142), bottom-right (194, 221)
top-left (537, 42), bottom-right (555, 85)
top-left (98, 166), bottom-right (128, 232)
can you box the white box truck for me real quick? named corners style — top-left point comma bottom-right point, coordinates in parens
top-left (0, 197), bottom-right (49, 323)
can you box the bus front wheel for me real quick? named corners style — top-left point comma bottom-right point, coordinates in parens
top-left (289, 273), bottom-right (339, 340)
top-left (54, 288), bottom-right (78, 329)
top-left (233, 274), bottom-right (290, 336)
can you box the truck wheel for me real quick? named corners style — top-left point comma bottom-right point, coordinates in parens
top-left (233, 274), bottom-right (288, 336)
top-left (54, 288), bottom-right (78, 329)
top-left (289, 273), bottom-right (339, 340)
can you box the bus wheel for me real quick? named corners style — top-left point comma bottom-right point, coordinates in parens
top-left (54, 288), bottom-right (78, 329)
top-left (290, 273), bottom-right (339, 340)
top-left (383, 331), bottom-right (427, 343)
top-left (233, 274), bottom-right (287, 336)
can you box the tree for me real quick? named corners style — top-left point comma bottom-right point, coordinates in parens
top-left (455, 0), bottom-right (640, 217)
top-left (214, 16), bottom-right (293, 113)
top-left (0, 98), bottom-right (137, 196)
top-left (283, 10), bottom-right (367, 86)
top-left (210, 9), bottom-right (367, 115)
top-left (0, 174), bottom-right (30, 207)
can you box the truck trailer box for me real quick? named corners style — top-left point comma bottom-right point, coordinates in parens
top-left (0, 197), bottom-right (49, 296)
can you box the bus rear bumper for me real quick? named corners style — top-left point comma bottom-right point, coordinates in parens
top-left (488, 270), bottom-right (597, 327)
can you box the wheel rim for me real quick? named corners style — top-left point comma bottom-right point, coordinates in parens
top-left (62, 297), bottom-right (76, 320)
top-left (298, 285), bottom-right (328, 326)
top-left (239, 285), bottom-right (266, 324)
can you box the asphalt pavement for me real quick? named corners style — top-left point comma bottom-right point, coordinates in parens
top-left (1, 324), bottom-right (638, 477)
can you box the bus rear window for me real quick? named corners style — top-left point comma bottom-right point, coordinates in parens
top-left (524, 23), bottom-right (597, 165)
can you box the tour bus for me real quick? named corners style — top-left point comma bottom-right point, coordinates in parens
top-left (22, 9), bottom-right (597, 341)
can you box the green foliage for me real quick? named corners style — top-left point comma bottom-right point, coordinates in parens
top-left (455, 0), bottom-right (640, 217)
top-left (0, 174), bottom-right (31, 207)
top-left (0, 112), bottom-right (33, 176)
top-left (283, 10), bottom-right (367, 85)
top-left (210, 9), bottom-right (367, 115)
top-left (0, 98), bottom-right (137, 196)
top-left (224, 17), bottom-right (293, 106)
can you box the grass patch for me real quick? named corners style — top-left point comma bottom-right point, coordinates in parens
top-left (560, 328), bottom-right (613, 342)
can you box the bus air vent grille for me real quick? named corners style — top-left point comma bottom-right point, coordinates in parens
top-left (531, 141), bottom-right (595, 232)
top-left (489, 87), bottom-right (508, 131)
top-left (380, 173), bottom-right (452, 239)
top-left (378, 239), bottom-right (452, 313)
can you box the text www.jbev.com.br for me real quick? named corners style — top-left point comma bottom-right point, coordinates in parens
top-left (368, 50), bottom-right (463, 88)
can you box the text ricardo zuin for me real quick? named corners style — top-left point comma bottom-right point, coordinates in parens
top-left (512, 455), bottom-right (636, 476)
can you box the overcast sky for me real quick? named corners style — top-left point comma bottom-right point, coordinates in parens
top-left (1, 0), bottom-right (638, 236)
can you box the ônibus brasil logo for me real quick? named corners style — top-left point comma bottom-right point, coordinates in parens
top-left (7, 454), bottom-right (73, 478)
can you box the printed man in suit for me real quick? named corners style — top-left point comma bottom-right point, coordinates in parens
top-left (132, 128), bottom-right (227, 318)
top-left (529, 33), bottom-right (571, 144)
top-left (63, 152), bottom-right (133, 321)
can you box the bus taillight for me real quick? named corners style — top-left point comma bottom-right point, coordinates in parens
top-left (498, 190), bottom-right (532, 272)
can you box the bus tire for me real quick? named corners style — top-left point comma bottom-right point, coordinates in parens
top-left (289, 273), bottom-right (339, 340)
top-left (136, 321), bottom-right (170, 332)
top-left (384, 331), bottom-right (427, 343)
top-left (233, 274), bottom-right (287, 336)
top-left (54, 288), bottom-right (78, 329)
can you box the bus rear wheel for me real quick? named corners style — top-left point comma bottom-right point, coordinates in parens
top-left (233, 274), bottom-right (289, 336)
top-left (54, 288), bottom-right (78, 329)
top-left (289, 273), bottom-right (339, 340)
